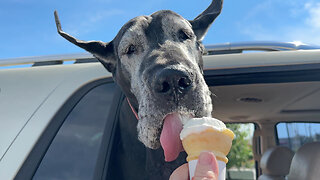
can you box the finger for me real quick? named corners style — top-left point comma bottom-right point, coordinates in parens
top-left (169, 163), bottom-right (189, 180)
top-left (193, 152), bottom-right (219, 180)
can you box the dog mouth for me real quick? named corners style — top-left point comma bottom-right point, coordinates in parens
top-left (136, 71), bottom-right (212, 161)
top-left (160, 112), bottom-right (193, 162)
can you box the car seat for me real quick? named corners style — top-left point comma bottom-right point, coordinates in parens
top-left (286, 142), bottom-right (320, 180)
top-left (258, 146), bottom-right (294, 180)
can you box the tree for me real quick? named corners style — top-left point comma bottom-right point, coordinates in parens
top-left (226, 124), bottom-right (254, 169)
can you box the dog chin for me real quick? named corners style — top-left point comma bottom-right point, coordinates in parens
top-left (136, 114), bottom-right (162, 149)
top-left (137, 111), bottom-right (195, 149)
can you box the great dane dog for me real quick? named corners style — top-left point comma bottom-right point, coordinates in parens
top-left (54, 0), bottom-right (222, 179)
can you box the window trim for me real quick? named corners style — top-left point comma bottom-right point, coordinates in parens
top-left (93, 89), bottom-right (125, 180)
top-left (15, 77), bottom-right (122, 180)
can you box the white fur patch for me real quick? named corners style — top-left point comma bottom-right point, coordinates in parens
top-left (118, 16), bottom-right (151, 80)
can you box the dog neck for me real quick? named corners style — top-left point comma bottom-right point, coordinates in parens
top-left (108, 98), bottom-right (187, 180)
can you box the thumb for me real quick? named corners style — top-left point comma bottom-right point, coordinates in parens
top-left (193, 152), bottom-right (219, 180)
top-left (169, 163), bottom-right (189, 180)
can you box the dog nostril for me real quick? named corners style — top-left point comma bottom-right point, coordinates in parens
top-left (178, 77), bottom-right (191, 89)
top-left (160, 81), bottom-right (170, 93)
top-left (154, 69), bottom-right (192, 94)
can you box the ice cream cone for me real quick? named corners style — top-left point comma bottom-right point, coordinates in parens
top-left (182, 128), bottom-right (234, 163)
top-left (179, 117), bottom-right (234, 180)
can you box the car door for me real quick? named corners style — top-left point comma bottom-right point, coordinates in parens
top-left (16, 79), bottom-right (124, 180)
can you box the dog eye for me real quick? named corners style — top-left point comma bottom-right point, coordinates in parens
top-left (178, 30), bottom-right (192, 41)
top-left (126, 44), bottom-right (136, 55)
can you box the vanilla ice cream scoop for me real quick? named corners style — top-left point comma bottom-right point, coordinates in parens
top-left (180, 117), bottom-right (227, 140)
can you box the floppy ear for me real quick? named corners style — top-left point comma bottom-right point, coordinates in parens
top-left (189, 0), bottom-right (223, 41)
top-left (54, 11), bottom-right (116, 73)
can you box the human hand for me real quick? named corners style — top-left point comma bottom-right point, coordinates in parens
top-left (169, 152), bottom-right (219, 180)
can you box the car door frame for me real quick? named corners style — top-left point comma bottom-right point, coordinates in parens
top-left (15, 77), bottom-right (124, 180)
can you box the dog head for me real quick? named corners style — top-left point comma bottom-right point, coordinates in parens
top-left (54, 0), bottom-right (223, 161)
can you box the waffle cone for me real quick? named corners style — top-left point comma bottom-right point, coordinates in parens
top-left (182, 128), bottom-right (234, 163)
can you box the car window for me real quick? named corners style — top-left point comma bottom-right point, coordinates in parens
top-left (33, 83), bottom-right (116, 180)
top-left (276, 122), bottom-right (320, 152)
top-left (226, 123), bottom-right (256, 180)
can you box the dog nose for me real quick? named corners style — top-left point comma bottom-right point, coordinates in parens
top-left (154, 69), bottom-right (192, 95)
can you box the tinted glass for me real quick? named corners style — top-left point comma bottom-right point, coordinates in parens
top-left (33, 83), bottom-right (116, 180)
top-left (276, 122), bottom-right (320, 151)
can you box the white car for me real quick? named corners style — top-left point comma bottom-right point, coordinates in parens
top-left (1, 42), bottom-right (320, 180)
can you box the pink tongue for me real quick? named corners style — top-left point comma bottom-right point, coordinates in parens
top-left (160, 113), bottom-right (184, 162)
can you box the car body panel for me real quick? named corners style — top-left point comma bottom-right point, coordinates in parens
top-left (0, 63), bottom-right (110, 179)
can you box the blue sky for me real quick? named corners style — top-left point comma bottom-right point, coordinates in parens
top-left (1, 0), bottom-right (320, 59)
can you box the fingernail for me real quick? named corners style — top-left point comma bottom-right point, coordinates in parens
top-left (199, 152), bottom-right (213, 165)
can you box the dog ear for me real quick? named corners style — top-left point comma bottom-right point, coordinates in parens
top-left (54, 11), bottom-right (116, 73)
top-left (190, 0), bottom-right (223, 41)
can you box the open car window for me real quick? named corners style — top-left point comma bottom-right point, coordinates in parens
top-left (225, 123), bottom-right (256, 180)
top-left (276, 122), bottom-right (320, 152)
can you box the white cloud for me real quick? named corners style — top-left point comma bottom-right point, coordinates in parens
top-left (286, 2), bottom-right (320, 45)
top-left (305, 2), bottom-right (320, 29)
top-left (63, 9), bottom-right (124, 37)
top-left (240, 1), bottom-right (320, 45)
top-left (241, 24), bottom-right (278, 40)
top-left (87, 10), bottom-right (123, 25)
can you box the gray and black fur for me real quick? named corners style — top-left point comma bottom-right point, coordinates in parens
top-left (54, 0), bottom-right (223, 179)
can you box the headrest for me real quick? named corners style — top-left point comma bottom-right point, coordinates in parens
top-left (260, 146), bottom-right (294, 176)
top-left (287, 142), bottom-right (320, 180)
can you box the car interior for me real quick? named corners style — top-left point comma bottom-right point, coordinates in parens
top-left (208, 77), bottom-right (320, 179)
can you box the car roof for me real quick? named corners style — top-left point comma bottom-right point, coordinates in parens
top-left (203, 49), bottom-right (320, 69)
